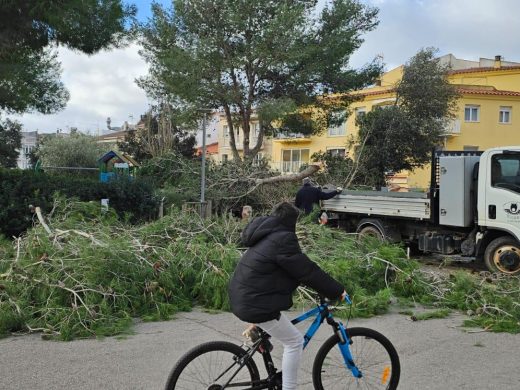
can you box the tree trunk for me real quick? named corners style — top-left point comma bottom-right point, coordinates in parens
top-left (254, 163), bottom-right (322, 185)
top-left (223, 104), bottom-right (241, 161)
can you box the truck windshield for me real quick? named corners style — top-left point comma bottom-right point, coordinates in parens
top-left (491, 154), bottom-right (520, 194)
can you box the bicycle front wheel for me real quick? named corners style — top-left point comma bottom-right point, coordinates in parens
top-left (165, 341), bottom-right (260, 390)
top-left (312, 327), bottom-right (400, 390)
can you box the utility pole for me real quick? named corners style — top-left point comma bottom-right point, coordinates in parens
top-left (200, 112), bottom-right (207, 206)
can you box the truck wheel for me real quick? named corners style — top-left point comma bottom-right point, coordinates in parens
top-left (358, 225), bottom-right (384, 242)
top-left (484, 236), bottom-right (520, 275)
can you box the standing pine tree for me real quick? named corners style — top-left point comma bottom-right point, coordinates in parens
top-left (357, 48), bottom-right (460, 187)
top-left (138, 0), bottom-right (381, 163)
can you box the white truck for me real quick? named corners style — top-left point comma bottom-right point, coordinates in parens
top-left (321, 146), bottom-right (520, 275)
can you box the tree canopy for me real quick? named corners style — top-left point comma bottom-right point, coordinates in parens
top-left (139, 0), bottom-right (381, 161)
top-left (36, 133), bottom-right (106, 171)
top-left (0, 119), bottom-right (22, 168)
top-left (357, 48), bottom-right (460, 187)
top-left (0, 0), bottom-right (136, 114)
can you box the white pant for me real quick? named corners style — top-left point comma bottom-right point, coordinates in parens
top-left (257, 313), bottom-right (304, 390)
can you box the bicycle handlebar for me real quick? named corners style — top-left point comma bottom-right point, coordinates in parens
top-left (318, 292), bottom-right (352, 305)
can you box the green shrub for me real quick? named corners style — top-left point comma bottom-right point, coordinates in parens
top-left (0, 169), bottom-right (158, 237)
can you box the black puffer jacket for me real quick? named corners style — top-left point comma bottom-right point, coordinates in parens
top-left (295, 183), bottom-right (340, 214)
top-left (228, 216), bottom-right (344, 323)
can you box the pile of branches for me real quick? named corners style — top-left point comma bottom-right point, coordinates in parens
top-left (0, 198), bottom-right (243, 340)
top-left (0, 198), bottom-right (519, 340)
top-left (298, 222), bottom-right (520, 332)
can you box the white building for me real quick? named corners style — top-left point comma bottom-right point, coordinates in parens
top-left (17, 131), bottom-right (38, 169)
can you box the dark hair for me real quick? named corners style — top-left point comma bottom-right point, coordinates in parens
top-left (271, 202), bottom-right (300, 228)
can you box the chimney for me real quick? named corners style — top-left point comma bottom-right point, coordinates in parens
top-left (494, 55), bottom-right (502, 69)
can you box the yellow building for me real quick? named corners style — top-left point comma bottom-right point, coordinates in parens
top-left (408, 54), bottom-right (520, 187)
top-left (271, 54), bottom-right (520, 186)
top-left (216, 55), bottom-right (520, 184)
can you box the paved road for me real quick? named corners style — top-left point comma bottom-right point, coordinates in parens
top-left (0, 308), bottom-right (519, 389)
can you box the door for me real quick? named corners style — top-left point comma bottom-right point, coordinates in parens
top-left (481, 150), bottom-right (520, 240)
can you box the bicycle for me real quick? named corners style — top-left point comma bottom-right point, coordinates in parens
top-left (165, 294), bottom-right (400, 389)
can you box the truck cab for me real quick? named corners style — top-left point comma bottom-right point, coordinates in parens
top-left (477, 147), bottom-right (520, 274)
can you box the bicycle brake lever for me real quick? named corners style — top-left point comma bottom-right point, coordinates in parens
top-left (343, 293), bottom-right (352, 305)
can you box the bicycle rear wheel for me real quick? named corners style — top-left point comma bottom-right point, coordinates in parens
top-left (165, 341), bottom-right (260, 389)
top-left (312, 327), bottom-right (400, 390)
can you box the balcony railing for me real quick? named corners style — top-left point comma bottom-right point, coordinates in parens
top-left (274, 132), bottom-right (311, 140)
top-left (443, 119), bottom-right (461, 135)
top-left (271, 161), bottom-right (307, 174)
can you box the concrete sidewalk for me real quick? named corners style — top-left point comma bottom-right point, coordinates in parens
top-left (0, 309), bottom-right (519, 389)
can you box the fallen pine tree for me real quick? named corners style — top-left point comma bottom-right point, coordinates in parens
top-left (0, 198), bottom-right (518, 340)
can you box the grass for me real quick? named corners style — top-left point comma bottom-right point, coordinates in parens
top-left (411, 309), bottom-right (451, 321)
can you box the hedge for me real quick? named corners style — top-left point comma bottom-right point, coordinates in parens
top-left (0, 169), bottom-right (158, 237)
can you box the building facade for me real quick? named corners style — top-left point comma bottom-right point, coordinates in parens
top-left (408, 55), bottom-right (520, 187)
top-left (271, 54), bottom-right (520, 186)
top-left (16, 131), bottom-right (38, 169)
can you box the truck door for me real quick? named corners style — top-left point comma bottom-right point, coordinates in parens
top-left (482, 151), bottom-right (520, 240)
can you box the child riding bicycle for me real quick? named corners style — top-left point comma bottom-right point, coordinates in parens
top-left (228, 202), bottom-right (347, 390)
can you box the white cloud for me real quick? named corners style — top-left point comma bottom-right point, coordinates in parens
top-left (350, 0), bottom-right (520, 70)
top-left (12, 43), bottom-right (151, 134)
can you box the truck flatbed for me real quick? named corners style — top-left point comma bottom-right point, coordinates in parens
top-left (322, 190), bottom-right (431, 220)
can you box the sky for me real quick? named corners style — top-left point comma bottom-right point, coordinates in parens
top-left (11, 0), bottom-right (520, 135)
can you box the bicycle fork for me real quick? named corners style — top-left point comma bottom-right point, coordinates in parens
top-left (335, 322), bottom-right (363, 379)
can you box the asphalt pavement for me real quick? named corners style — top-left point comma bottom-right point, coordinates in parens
top-left (0, 308), bottom-right (519, 389)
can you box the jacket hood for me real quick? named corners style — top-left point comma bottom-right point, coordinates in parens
top-left (241, 216), bottom-right (290, 247)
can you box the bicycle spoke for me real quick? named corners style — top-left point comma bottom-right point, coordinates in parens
top-left (315, 331), bottom-right (397, 390)
top-left (172, 348), bottom-right (256, 389)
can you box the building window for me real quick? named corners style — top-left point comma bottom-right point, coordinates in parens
top-left (223, 125), bottom-right (229, 146)
top-left (281, 149), bottom-right (309, 173)
top-left (499, 106), bottom-right (512, 124)
top-left (463, 145), bottom-right (479, 152)
top-left (249, 123), bottom-right (260, 146)
top-left (355, 107), bottom-right (366, 120)
top-left (222, 154), bottom-right (228, 163)
top-left (328, 125), bottom-right (346, 136)
top-left (253, 152), bottom-right (264, 166)
top-left (235, 127), bottom-right (241, 144)
top-left (251, 123), bottom-right (260, 138)
top-left (327, 148), bottom-right (346, 158)
top-left (328, 111), bottom-right (347, 136)
top-left (464, 105), bottom-right (480, 122)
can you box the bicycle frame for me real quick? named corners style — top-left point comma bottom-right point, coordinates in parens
top-left (290, 299), bottom-right (362, 379)
top-left (219, 298), bottom-right (362, 389)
